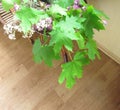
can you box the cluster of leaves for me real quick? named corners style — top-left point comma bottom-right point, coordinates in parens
top-left (2, 0), bottom-right (108, 88)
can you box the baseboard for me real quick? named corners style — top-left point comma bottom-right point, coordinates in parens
top-left (97, 42), bottom-right (120, 64)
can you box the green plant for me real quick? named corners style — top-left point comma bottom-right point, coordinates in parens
top-left (2, 0), bottom-right (108, 88)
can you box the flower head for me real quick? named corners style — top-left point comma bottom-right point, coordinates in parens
top-left (74, 0), bottom-right (79, 5)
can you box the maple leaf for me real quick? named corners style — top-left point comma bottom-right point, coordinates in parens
top-left (82, 6), bottom-right (105, 38)
top-left (76, 32), bottom-right (85, 49)
top-left (2, 0), bottom-right (20, 11)
top-left (93, 9), bottom-right (109, 19)
top-left (54, 0), bottom-right (74, 8)
top-left (49, 4), bottom-right (67, 16)
top-left (15, 6), bottom-right (48, 33)
top-left (33, 39), bottom-right (59, 66)
top-left (59, 60), bottom-right (83, 88)
top-left (56, 16), bottom-right (83, 33)
top-left (85, 39), bottom-right (100, 60)
top-left (49, 15), bottom-right (86, 54)
top-left (49, 29), bottom-right (73, 54)
top-left (74, 51), bottom-right (90, 65)
top-left (54, 16), bottom-right (84, 41)
top-left (58, 51), bottom-right (90, 88)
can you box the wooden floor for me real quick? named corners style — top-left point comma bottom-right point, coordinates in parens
top-left (0, 24), bottom-right (120, 110)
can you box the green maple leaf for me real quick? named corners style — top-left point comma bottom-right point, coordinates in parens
top-left (76, 32), bottom-right (85, 49)
top-left (83, 6), bottom-right (105, 38)
top-left (33, 39), bottom-right (59, 66)
top-left (50, 15), bottom-right (86, 54)
top-left (59, 61), bottom-right (83, 88)
top-left (15, 6), bottom-right (48, 33)
top-left (93, 9), bottom-right (109, 19)
top-left (50, 29), bottom-right (73, 54)
top-left (86, 39), bottom-right (100, 60)
top-left (54, 0), bottom-right (74, 8)
top-left (56, 16), bottom-right (83, 33)
top-left (74, 51), bottom-right (90, 65)
top-left (58, 51), bottom-right (91, 88)
top-left (55, 16), bottom-right (84, 41)
top-left (67, 8), bottom-right (82, 17)
top-left (2, 0), bottom-right (21, 11)
top-left (49, 4), bottom-right (67, 16)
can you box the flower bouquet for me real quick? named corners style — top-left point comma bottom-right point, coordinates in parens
top-left (1, 0), bottom-right (108, 88)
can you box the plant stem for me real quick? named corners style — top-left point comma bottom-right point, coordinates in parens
top-left (39, 33), bottom-right (44, 44)
top-left (61, 47), bottom-right (69, 62)
top-left (67, 51), bottom-right (73, 61)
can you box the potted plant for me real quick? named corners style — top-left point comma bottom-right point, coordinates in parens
top-left (1, 0), bottom-right (108, 88)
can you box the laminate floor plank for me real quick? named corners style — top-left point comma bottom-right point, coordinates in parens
top-left (0, 24), bottom-right (119, 110)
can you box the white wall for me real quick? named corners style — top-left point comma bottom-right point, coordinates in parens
top-left (88, 0), bottom-right (120, 64)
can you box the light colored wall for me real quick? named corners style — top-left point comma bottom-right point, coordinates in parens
top-left (87, 0), bottom-right (120, 64)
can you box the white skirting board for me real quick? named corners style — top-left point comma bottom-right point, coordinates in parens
top-left (97, 42), bottom-right (120, 64)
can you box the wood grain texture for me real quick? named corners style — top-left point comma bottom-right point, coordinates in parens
top-left (0, 24), bottom-right (120, 110)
